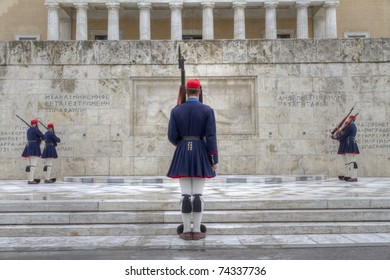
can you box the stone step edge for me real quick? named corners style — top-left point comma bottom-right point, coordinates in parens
top-left (2, 233), bottom-right (390, 253)
top-left (1, 198), bottom-right (390, 212)
top-left (2, 209), bottom-right (390, 224)
top-left (63, 175), bottom-right (327, 184)
top-left (0, 222), bottom-right (390, 237)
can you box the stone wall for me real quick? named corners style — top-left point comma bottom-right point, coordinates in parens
top-left (0, 39), bottom-right (389, 179)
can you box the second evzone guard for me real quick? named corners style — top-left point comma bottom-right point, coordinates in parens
top-left (41, 123), bottom-right (61, 183)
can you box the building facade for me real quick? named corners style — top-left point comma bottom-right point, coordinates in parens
top-left (0, 0), bottom-right (389, 41)
top-left (0, 1), bottom-right (389, 179)
top-left (1, 39), bottom-right (389, 179)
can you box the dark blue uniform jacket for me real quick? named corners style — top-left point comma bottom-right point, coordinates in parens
top-left (21, 126), bottom-right (45, 157)
top-left (167, 98), bottom-right (218, 178)
top-left (41, 131), bottom-right (61, 159)
top-left (336, 122), bottom-right (360, 154)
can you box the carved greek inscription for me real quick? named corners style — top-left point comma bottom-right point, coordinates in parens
top-left (0, 126), bottom-right (26, 153)
top-left (44, 94), bottom-right (111, 113)
top-left (0, 125), bottom-right (72, 156)
top-left (277, 92), bottom-right (344, 107)
top-left (358, 122), bottom-right (390, 150)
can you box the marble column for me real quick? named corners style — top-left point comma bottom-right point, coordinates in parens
top-left (313, 8), bottom-right (326, 39)
top-left (138, 2), bottom-right (152, 40)
top-left (233, 1), bottom-right (246, 40)
top-left (74, 3), bottom-right (89, 40)
top-left (264, 1), bottom-right (278, 39)
top-left (170, 1), bottom-right (183, 40)
top-left (296, 1), bottom-right (309, 39)
top-left (106, 2), bottom-right (121, 40)
top-left (324, 0), bottom-right (339, 38)
top-left (59, 18), bottom-right (72, 40)
top-left (201, 1), bottom-right (215, 40)
top-left (45, 3), bottom-right (60, 40)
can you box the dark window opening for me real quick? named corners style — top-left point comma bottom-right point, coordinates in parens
top-left (277, 34), bottom-right (291, 39)
top-left (348, 35), bottom-right (367, 38)
top-left (95, 35), bottom-right (108, 40)
top-left (182, 35), bottom-right (202, 40)
top-left (18, 37), bottom-right (37, 41)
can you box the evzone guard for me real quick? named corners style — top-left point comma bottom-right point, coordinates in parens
top-left (167, 79), bottom-right (218, 240)
top-left (21, 119), bottom-right (45, 184)
top-left (331, 107), bottom-right (360, 182)
top-left (41, 123), bottom-right (61, 183)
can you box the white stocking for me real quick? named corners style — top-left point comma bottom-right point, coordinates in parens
top-left (180, 178), bottom-right (192, 233)
top-left (191, 178), bottom-right (205, 233)
top-left (179, 177), bottom-right (205, 233)
top-left (27, 157), bottom-right (38, 181)
top-left (346, 154), bottom-right (358, 178)
top-left (44, 158), bottom-right (53, 180)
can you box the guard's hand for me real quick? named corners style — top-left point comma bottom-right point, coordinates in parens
top-left (211, 164), bottom-right (218, 171)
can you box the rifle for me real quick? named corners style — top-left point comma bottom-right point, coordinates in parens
top-left (331, 104), bottom-right (356, 136)
top-left (177, 45), bottom-right (186, 106)
top-left (35, 117), bottom-right (48, 130)
top-left (176, 45), bottom-right (203, 105)
top-left (16, 115), bottom-right (43, 145)
top-left (199, 84), bottom-right (203, 104)
top-left (35, 117), bottom-right (57, 146)
top-left (16, 115), bottom-right (31, 128)
top-left (336, 111), bottom-right (360, 136)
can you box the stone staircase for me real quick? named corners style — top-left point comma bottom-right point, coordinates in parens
top-left (1, 198), bottom-right (390, 237)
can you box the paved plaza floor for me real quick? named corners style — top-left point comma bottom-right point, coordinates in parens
top-left (0, 175), bottom-right (389, 200)
top-left (0, 176), bottom-right (390, 258)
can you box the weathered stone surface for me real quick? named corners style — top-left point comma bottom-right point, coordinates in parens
top-left (98, 41), bottom-right (130, 64)
top-left (52, 41), bottom-right (99, 65)
top-left (0, 39), bottom-right (389, 179)
top-left (273, 39), bottom-right (296, 63)
top-left (0, 41), bottom-right (6, 65)
top-left (247, 40), bottom-right (273, 63)
top-left (151, 41), bottom-right (177, 64)
top-left (7, 41), bottom-right (32, 64)
top-left (362, 38), bottom-right (384, 62)
top-left (383, 38), bottom-right (390, 62)
top-left (222, 40), bottom-right (248, 63)
top-left (181, 40), bottom-right (223, 64)
top-left (316, 39), bottom-right (341, 62)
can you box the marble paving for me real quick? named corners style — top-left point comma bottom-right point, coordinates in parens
top-left (0, 176), bottom-right (389, 201)
top-left (0, 176), bottom-right (390, 252)
top-left (1, 233), bottom-right (390, 253)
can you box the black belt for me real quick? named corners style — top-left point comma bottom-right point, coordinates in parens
top-left (182, 136), bottom-right (203, 140)
top-left (45, 143), bottom-right (54, 146)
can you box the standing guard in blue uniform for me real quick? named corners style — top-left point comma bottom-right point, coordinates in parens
top-left (167, 79), bottom-right (218, 241)
top-left (332, 115), bottom-right (360, 182)
top-left (41, 123), bottom-right (61, 183)
top-left (22, 119), bottom-right (45, 184)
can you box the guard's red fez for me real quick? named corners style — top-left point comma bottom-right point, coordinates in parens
top-left (30, 119), bottom-right (38, 125)
top-left (186, 79), bottom-right (201, 90)
top-left (48, 123), bottom-right (54, 128)
top-left (349, 115), bottom-right (355, 119)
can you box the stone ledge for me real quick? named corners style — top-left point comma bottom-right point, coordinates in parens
top-left (2, 39), bottom-right (389, 66)
top-left (1, 224), bottom-right (390, 239)
top-left (63, 175), bottom-right (327, 184)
